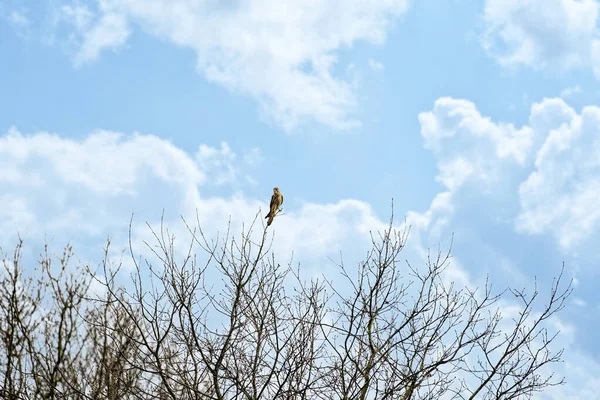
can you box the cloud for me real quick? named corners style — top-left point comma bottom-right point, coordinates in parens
top-left (537, 349), bottom-right (600, 399)
top-left (410, 96), bottom-right (600, 381)
top-left (60, 3), bottom-right (94, 31)
top-left (59, 3), bottom-right (130, 67)
top-left (0, 127), bottom-right (203, 195)
top-left (368, 59), bottom-right (385, 71)
top-left (72, 11), bottom-right (130, 67)
top-left (0, 123), bottom-right (529, 293)
top-left (516, 101), bottom-right (600, 249)
top-left (3, 8), bottom-right (31, 38)
top-left (481, 0), bottom-right (600, 73)
top-left (411, 95), bottom-right (600, 397)
top-left (416, 95), bottom-right (600, 253)
top-left (573, 298), bottom-right (587, 307)
top-left (0, 127), bottom-right (410, 304)
top-left (242, 147), bottom-right (263, 167)
top-left (418, 97), bottom-right (534, 193)
top-left (9, 9), bottom-right (30, 28)
top-left (0, 126), bottom-right (393, 271)
top-left (560, 84), bottom-right (581, 99)
top-left (0, 122), bottom-right (598, 397)
top-left (195, 142), bottom-right (261, 186)
top-left (0, 127), bottom-right (261, 245)
top-left (54, 0), bottom-right (410, 130)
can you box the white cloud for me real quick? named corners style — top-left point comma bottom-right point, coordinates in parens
top-left (368, 59), bottom-right (385, 71)
top-left (196, 143), bottom-right (263, 186)
top-left (536, 350), bottom-right (600, 399)
top-left (0, 194), bottom-right (35, 231)
top-left (59, 3), bottom-right (130, 67)
top-left (482, 0), bottom-right (600, 73)
top-left (416, 96), bottom-right (600, 251)
top-left (418, 97), bottom-right (534, 194)
top-left (591, 39), bottom-right (600, 77)
top-left (60, 3), bottom-right (94, 31)
top-left (196, 142), bottom-right (237, 185)
top-left (573, 298), bottom-right (587, 307)
top-left (0, 126), bottom-right (393, 268)
top-left (55, 0), bottom-right (410, 130)
top-left (409, 96), bottom-right (600, 398)
top-left (4, 8), bottom-right (31, 38)
top-left (0, 127), bottom-right (262, 244)
top-left (409, 99), bottom-right (600, 400)
top-left (517, 102), bottom-right (600, 249)
top-left (560, 84), bottom-right (581, 99)
top-left (0, 127), bottom-right (204, 195)
top-left (73, 11), bottom-right (130, 67)
top-left (9, 9), bottom-right (30, 28)
top-left (0, 122), bottom-right (598, 397)
top-left (242, 147), bottom-right (263, 169)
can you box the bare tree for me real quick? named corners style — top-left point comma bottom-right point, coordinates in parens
top-left (0, 209), bottom-right (571, 400)
top-left (322, 213), bottom-right (570, 400)
top-left (0, 238), bottom-right (40, 400)
top-left (0, 240), bottom-right (94, 400)
top-left (76, 242), bottom-right (146, 400)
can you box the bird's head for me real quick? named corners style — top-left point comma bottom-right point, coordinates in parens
top-left (273, 187), bottom-right (279, 193)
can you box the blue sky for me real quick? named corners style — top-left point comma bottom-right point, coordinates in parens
top-left (1, 0), bottom-right (600, 397)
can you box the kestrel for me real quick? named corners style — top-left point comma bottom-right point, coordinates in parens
top-left (266, 187), bottom-right (283, 227)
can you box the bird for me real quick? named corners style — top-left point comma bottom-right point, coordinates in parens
top-left (265, 187), bottom-right (283, 227)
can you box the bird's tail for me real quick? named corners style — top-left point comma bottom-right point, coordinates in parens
top-left (266, 216), bottom-right (274, 226)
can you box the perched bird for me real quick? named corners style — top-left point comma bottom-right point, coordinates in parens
top-left (266, 187), bottom-right (283, 227)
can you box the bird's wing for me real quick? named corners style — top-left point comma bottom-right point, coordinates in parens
top-left (269, 193), bottom-right (277, 209)
top-left (279, 194), bottom-right (283, 207)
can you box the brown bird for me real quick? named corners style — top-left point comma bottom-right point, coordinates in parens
top-left (265, 187), bottom-right (283, 227)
